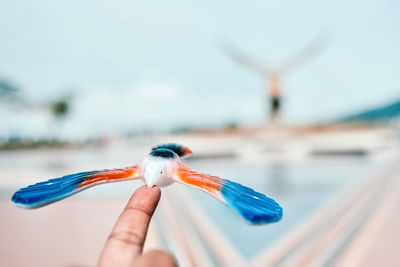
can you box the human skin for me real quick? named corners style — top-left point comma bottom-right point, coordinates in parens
top-left (98, 186), bottom-right (177, 267)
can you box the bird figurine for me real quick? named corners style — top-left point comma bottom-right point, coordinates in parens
top-left (12, 144), bottom-right (282, 224)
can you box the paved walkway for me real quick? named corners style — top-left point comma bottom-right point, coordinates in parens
top-left (335, 174), bottom-right (400, 267)
top-left (251, 156), bottom-right (400, 267)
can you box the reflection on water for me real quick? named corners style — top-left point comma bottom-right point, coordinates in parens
top-left (268, 161), bottom-right (289, 194)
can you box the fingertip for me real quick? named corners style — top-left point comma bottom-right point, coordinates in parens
top-left (150, 185), bottom-right (161, 195)
top-left (135, 185), bottom-right (161, 198)
top-left (125, 185), bottom-right (161, 214)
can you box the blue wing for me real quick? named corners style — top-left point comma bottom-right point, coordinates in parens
top-left (174, 166), bottom-right (282, 224)
top-left (12, 166), bottom-right (140, 209)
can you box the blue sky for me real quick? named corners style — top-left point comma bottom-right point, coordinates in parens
top-left (0, 0), bottom-right (399, 138)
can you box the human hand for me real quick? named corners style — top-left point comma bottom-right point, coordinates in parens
top-left (98, 186), bottom-right (177, 267)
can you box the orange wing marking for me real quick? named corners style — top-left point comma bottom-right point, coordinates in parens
top-left (175, 166), bottom-right (224, 194)
top-left (79, 166), bottom-right (139, 188)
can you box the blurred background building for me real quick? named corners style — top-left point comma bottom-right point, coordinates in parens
top-left (1, 0), bottom-right (399, 266)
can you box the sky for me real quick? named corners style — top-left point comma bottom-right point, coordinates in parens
top-left (0, 0), bottom-right (399, 139)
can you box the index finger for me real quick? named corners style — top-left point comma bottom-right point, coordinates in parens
top-left (99, 185), bottom-right (161, 266)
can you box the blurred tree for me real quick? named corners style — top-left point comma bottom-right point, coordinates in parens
top-left (0, 79), bottom-right (18, 98)
top-left (51, 97), bottom-right (70, 119)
